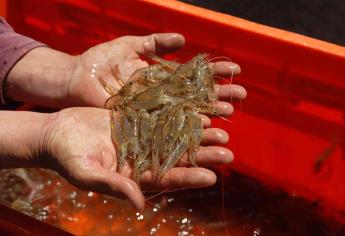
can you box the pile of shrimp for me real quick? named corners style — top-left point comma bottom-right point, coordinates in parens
top-left (98, 54), bottom-right (218, 183)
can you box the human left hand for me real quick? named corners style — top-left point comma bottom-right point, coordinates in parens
top-left (67, 33), bottom-right (247, 116)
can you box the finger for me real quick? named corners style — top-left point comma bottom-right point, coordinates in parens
top-left (131, 33), bottom-right (185, 55)
top-left (209, 61), bottom-right (241, 77)
top-left (82, 169), bottom-right (145, 211)
top-left (215, 84), bottom-right (247, 101)
top-left (200, 114), bottom-right (211, 128)
top-left (141, 167), bottom-right (217, 190)
top-left (201, 128), bottom-right (229, 145)
top-left (212, 101), bottom-right (234, 116)
top-left (178, 146), bottom-right (233, 167)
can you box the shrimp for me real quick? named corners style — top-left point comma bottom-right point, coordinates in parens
top-left (99, 53), bottom-right (225, 184)
top-left (124, 107), bottom-right (140, 161)
top-left (148, 54), bottom-right (180, 72)
top-left (187, 110), bottom-right (203, 167)
top-left (97, 76), bottom-right (118, 96)
top-left (162, 105), bottom-right (186, 158)
top-left (132, 109), bottom-right (156, 183)
top-left (158, 123), bottom-right (190, 179)
top-left (110, 108), bottom-right (127, 171)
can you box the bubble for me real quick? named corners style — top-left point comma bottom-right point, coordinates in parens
top-left (150, 227), bottom-right (157, 235)
top-left (252, 228), bottom-right (262, 236)
top-left (178, 230), bottom-right (189, 236)
top-left (167, 197), bottom-right (174, 203)
top-left (69, 191), bottom-right (77, 199)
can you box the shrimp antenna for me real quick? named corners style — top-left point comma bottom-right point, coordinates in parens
top-left (230, 63), bottom-right (234, 104)
top-left (206, 56), bottom-right (233, 63)
top-left (214, 114), bottom-right (232, 123)
top-left (221, 168), bottom-right (229, 236)
top-left (145, 187), bottom-right (186, 201)
top-left (145, 189), bottom-right (171, 201)
top-left (97, 76), bottom-right (119, 96)
top-left (201, 55), bottom-right (233, 68)
top-left (111, 64), bottom-right (125, 87)
top-left (180, 159), bottom-right (192, 165)
top-left (213, 75), bottom-right (232, 84)
top-left (145, 199), bottom-right (156, 206)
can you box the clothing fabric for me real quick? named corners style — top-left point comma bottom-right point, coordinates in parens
top-left (0, 17), bottom-right (45, 106)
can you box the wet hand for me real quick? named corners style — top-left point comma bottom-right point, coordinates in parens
top-left (42, 107), bottom-right (233, 210)
top-left (68, 33), bottom-right (246, 111)
top-left (67, 33), bottom-right (185, 107)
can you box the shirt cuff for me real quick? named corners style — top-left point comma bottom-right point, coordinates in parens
top-left (0, 21), bottom-right (46, 105)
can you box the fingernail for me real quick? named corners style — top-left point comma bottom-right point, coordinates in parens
top-left (166, 33), bottom-right (185, 45)
top-left (197, 171), bottom-right (217, 185)
top-left (215, 131), bottom-right (229, 144)
top-left (239, 87), bottom-right (247, 99)
top-left (218, 103), bottom-right (234, 116)
top-left (230, 63), bottom-right (241, 74)
top-left (219, 149), bottom-right (234, 163)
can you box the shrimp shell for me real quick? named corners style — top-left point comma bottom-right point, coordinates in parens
top-left (101, 54), bottom-right (220, 184)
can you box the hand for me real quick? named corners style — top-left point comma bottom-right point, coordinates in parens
top-left (41, 107), bottom-right (235, 210)
top-left (5, 33), bottom-right (246, 110)
top-left (67, 33), bottom-right (247, 113)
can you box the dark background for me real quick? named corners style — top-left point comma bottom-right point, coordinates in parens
top-left (180, 0), bottom-right (345, 46)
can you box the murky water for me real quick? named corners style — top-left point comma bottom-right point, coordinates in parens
top-left (0, 168), bottom-right (344, 236)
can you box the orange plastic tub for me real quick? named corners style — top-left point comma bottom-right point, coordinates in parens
top-left (2, 0), bottom-right (345, 231)
top-left (0, 0), bottom-right (6, 18)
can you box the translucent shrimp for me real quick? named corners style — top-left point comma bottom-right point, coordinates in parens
top-left (99, 53), bottom-right (230, 184)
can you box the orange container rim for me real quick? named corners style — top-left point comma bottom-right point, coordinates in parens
top-left (144, 0), bottom-right (345, 58)
top-left (0, 0), bottom-right (7, 18)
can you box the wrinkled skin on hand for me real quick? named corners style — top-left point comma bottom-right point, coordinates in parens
top-left (43, 107), bottom-right (235, 210)
top-left (67, 33), bottom-right (246, 112)
top-left (45, 33), bottom-right (247, 210)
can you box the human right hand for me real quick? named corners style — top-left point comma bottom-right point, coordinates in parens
top-left (38, 107), bottom-right (233, 210)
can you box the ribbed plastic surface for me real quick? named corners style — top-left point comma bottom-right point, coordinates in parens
top-left (4, 0), bottom-right (345, 224)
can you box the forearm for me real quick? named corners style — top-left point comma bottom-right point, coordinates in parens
top-left (0, 110), bottom-right (50, 168)
top-left (4, 47), bottom-right (77, 108)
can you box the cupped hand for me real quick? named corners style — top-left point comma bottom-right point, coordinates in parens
top-left (67, 33), bottom-right (246, 114)
top-left (42, 107), bottom-right (234, 210)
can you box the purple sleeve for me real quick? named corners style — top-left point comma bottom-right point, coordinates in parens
top-left (0, 17), bottom-right (46, 105)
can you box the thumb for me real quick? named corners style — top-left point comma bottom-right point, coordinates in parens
top-left (131, 33), bottom-right (185, 55)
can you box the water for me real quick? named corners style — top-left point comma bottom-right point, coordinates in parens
top-left (0, 168), bottom-right (344, 236)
